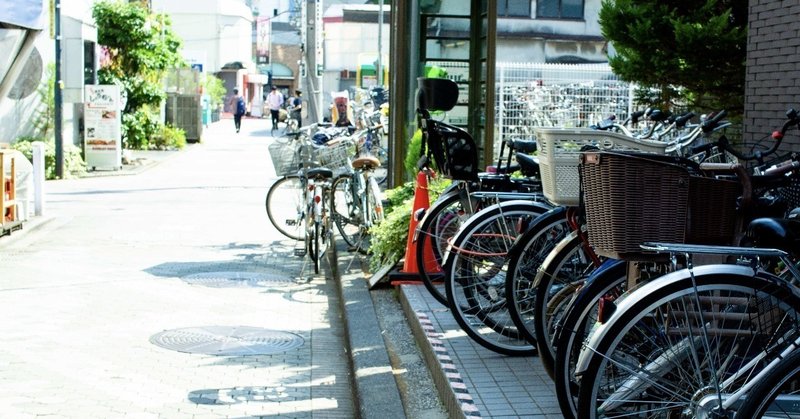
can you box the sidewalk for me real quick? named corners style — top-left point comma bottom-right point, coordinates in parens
top-left (4, 118), bottom-right (563, 418)
top-left (0, 118), bottom-right (439, 419)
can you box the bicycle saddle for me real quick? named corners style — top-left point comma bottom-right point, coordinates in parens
top-left (745, 217), bottom-right (800, 256)
top-left (307, 167), bottom-right (334, 179)
top-left (515, 152), bottom-right (541, 178)
top-left (506, 138), bottom-right (538, 153)
top-left (352, 155), bottom-right (381, 170)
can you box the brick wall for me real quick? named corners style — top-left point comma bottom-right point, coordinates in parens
top-left (745, 0), bottom-right (800, 147)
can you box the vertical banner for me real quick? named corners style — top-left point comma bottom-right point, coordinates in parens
top-left (84, 85), bottom-right (122, 170)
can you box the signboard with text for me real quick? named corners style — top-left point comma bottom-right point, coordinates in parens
top-left (84, 85), bottom-right (122, 170)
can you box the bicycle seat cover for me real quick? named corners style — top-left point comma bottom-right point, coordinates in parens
top-left (417, 77), bottom-right (458, 112)
top-left (745, 217), bottom-right (800, 256)
top-left (307, 167), bottom-right (334, 179)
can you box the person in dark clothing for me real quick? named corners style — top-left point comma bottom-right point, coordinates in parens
top-left (229, 88), bottom-right (245, 133)
top-left (290, 90), bottom-right (303, 128)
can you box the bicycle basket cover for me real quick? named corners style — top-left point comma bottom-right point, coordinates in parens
top-left (425, 119), bottom-right (479, 181)
top-left (312, 132), bottom-right (331, 145)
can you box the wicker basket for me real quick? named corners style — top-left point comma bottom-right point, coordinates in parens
top-left (268, 141), bottom-right (303, 177)
top-left (535, 128), bottom-right (671, 206)
top-left (580, 151), bottom-right (740, 260)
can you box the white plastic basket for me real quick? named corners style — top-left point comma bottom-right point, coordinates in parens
top-left (534, 128), bottom-right (669, 206)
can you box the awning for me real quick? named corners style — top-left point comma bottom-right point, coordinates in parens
top-left (0, 0), bottom-right (44, 30)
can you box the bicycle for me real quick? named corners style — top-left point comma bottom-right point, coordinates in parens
top-left (330, 125), bottom-right (386, 253)
top-left (570, 110), bottom-right (800, 418)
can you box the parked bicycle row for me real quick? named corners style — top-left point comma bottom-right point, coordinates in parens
top-left (413, 77), bottom-right (800, 418)
top-left (265, 92), bottom-right (390, 273)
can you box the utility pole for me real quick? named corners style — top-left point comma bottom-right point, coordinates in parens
top-left (377, 0), bottom-right (383, 87)
top-left (54, 0), bottom-right (64, 179)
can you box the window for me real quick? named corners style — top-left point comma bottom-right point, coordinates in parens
top-left (537, 0), bottom-right (584, 19)
top-left (498, 0), bottom-right (531, 18)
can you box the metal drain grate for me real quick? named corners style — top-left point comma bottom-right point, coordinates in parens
top-left (150, 326), bottom-right (304, 356)
top-left (181, 271), bottom-right (296, 288)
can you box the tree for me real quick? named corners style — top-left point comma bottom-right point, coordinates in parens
top-left (92, 0), bottom-right (185, 149)
top-left (599, 0), bottom-right (748, 114)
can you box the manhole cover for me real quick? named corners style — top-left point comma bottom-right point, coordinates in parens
top-left (181, 271), bottom-right (296, 288)
top-left (150, 326), bottom-right (304, 355)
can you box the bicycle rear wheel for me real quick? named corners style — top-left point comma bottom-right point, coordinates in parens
top-left (576, 265), bottom-right (800, 418)
top-left (266, 175), bottom-right (304, 240)
top-left (331, 175), bottom-right (366, 250)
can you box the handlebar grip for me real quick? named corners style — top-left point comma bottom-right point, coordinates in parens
top-left (675, 112), bottom-right (695, 128)
top-left (690, 142), bottom-right (717, 156)
top-left (702, 110), bottom-right (728, 133)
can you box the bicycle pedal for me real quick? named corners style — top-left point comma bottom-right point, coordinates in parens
top-left (294, 249), bottom-right (307, 257)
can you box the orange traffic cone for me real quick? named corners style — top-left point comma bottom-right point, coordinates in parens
top-left (390, 170), bottom-right (440, 283)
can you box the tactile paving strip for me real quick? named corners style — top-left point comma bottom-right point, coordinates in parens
top-left (149, 326), bottom-right (304, 356)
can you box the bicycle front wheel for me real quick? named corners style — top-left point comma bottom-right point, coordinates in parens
top-left (266, 175), bottom-right (304, 240)
top-left (503, 206), bottom-right (571, 348)
top-left (575, 265), bottom-right (800, 418)
top-left (444, 200), bottom-right (551, 356)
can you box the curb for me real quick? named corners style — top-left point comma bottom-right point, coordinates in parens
top-left (332, 242), bottom-right (406, 419)
top-left (398, 285), bottom-right (478, 419)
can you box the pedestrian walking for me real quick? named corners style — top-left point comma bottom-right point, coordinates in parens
top-left (229, 88), bottom-right (246, 133)
top-left (266, 85), bottom-right (284, 133)
top-left (290, 90), bottom-right (303, 128)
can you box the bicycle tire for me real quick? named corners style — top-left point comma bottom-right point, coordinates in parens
top-left (553, 260), bottom-right (626, 419)
top-left (733, 345), bottom-right (800, 418)
top-left (530, 229), bottom-right (604, 379)
top-left (266, 175), bottom-right (304, 240)
top-left (372, 145), bottom-right (388, 185)
top-left (415, 189), bottom-right (467, 305)
top-left (443, 199), bottom-right (551, 356)
top-left (503, 206), bottom-right (571, 347)
top-left (331, 174), bottom-right (367, 250)
top-left (313, 220), bottom-right (321, 274)
top-left (575, 265), bottom-right (800, 418)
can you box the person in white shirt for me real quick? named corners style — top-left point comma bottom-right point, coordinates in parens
top-left (266, 85), bottom-right (284, 132)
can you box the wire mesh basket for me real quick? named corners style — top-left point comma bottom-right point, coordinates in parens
top-left (535, 128), bottom-right (671, 206)
top-left (315, 140), bottom-right (354, 176)
top-left (580, 151), bottom-right (740, 260)
top-left (268, 140), bottom-right (303, 177)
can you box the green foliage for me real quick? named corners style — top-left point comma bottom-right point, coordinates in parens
top-left (369, 195), bottom-right (413, 272)
top-left (12, 136), bottom-right (86, 180)
top-left (404, 129), bottom-right (423, 180)
top-left (32, 63), bottom-right (56, 138)
top-left (203, 74), bottom-right (226, 109)
top-left (599, 0), bottom-right (747, 114)
top-left (151, 124), bottom-right (186, 150)
top-left (121, 107), bottom-right (160, 150)
top-left (368, 177), bottom-right (451, 272)
top-left (93, 0), bottom-right (185, 149)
